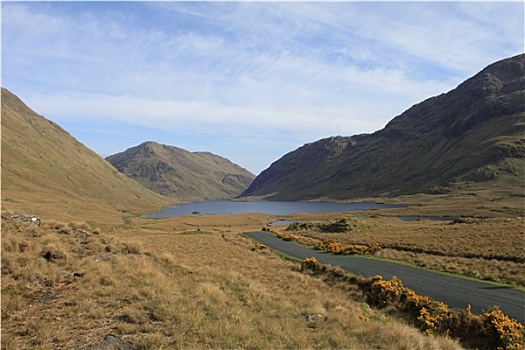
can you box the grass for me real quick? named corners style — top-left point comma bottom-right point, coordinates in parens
top-left (1, 215), bottom-right (464, 349)
top-left (3, 79), bottom-right (523, 349)
top-left (2, 186), bottom-right (523, 349)
top-left (273, 215), bottom-right (525, 287)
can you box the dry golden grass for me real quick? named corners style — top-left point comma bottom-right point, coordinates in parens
top-left (1, 215), bottom-right (463, 349)
top-left (3, 190), bottom-right (522, 349)
top-left (273, 215), bottom-right (525, 287)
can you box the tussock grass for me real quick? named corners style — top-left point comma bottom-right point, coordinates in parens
top-left (299, 258), bottom-right (524, 349)
top-left (2, 215), bottom-right (463, 349)
top-left (274, 215), bottom-right (525, 287)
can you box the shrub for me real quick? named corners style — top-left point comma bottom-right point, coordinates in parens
top-left (251, 243), bottom-right (267, 251)
top-left (301, 257), bottom-right (322, 273)
top-left (316, 240), bottom-right (343, 254)
top-left (362, 275), bottom-right (524, 349)
top-left (316, 240), bottom-right (381, 255)
top-left (300, 257), bottom-right (524, 350)
top-left (480, 307), bottom-right (524, 350)
top-left (281, 233), bottom-right (300, 242)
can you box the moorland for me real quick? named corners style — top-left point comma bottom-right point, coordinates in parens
top-left (2, 195), bottom-right (524, 349)
top-left (2, 54), bottom-right (524, 349)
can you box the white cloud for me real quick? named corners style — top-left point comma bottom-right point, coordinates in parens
top-left (3, 2), bottom-right (523, 173)
top-left (25, 90), bottom-right (379, 136)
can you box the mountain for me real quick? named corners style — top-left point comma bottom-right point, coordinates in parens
top-left (106, 142), bottom-right (255, 202)
top-left (240, 54), bottom-right (525, 201)
top-left (1, 88), bottom-right (170, 224)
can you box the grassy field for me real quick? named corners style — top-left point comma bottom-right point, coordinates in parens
top-left (2, 191), bottom-right (524, 349)
top-left (272, 215), bottom-right (525, 287)
top-left (2, 214), bottom-right (465, 349)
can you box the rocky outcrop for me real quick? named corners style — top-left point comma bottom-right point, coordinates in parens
top-left (8, 214), bottom-right (41, 226)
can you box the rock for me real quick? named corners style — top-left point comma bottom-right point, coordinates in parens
top-left (10, 214), bottom-right (40, 226)
top-left (86, 334), bottom-right (134, 350)
top-left (38, 290), bottom-right (56, 303)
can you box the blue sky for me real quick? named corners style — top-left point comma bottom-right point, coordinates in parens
top-left (2, 1), bottom-right (524, 174)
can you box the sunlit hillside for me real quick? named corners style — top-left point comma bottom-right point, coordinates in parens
top-left (1, 88), bottom-right (170, 226)
top-left (241, 54), bottom-right (525, 203)
top-left (1, 87), bottom-right (522, 349)
top-left (106, 141), bottom-right (255, 202)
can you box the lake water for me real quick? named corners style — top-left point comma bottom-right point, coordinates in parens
top-left (146, 200), bottom-right (405, 218)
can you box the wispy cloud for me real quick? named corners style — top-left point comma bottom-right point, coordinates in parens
top-left (2, 2), bottom-right (523, 173)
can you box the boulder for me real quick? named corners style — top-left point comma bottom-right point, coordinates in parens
top-left (9, 214), bottom-right (41, 226)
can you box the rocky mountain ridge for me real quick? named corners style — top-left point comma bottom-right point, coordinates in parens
top-left (240, 53), bottom-right (525, 200)
top-left (106, 142), bottom-right (255, 201)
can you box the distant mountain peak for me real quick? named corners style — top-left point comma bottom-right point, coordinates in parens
top-left (107, 142), bottom-right (255, 201)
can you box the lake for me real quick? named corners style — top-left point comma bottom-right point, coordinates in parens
top-left (146, 200), bottom-right (405, 218)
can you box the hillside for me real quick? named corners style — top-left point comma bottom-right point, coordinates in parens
top-left (1, 88), bottom-right (170, 224)
top-left (240, 54), bottom-right (525, 201)
top-left (106, 142), bottom-right (255, 202)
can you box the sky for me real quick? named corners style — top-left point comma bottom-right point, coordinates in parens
top-left (2, 1), bottom-right (524, 175)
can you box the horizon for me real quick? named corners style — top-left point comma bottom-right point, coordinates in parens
top-left (2, 1), bottom-right (524, 175)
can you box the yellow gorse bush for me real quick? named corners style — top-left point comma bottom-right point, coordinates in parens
top-left (316, 239), bottom-right (381, 255)
top-left (301, 257), bottom-right (322, 273)
top-left (251, 243), bottom-right (267, 251)
top-left (482, 308), bottom-right (524, 350)
top-left (275, 229), bottom-right (382, 257)
top-left (363, 275), bottom-right (524, 349)
top-left (300, 257), bottom-right (524, 349)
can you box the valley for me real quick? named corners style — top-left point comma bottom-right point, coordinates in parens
top-left (2, 201), bottom-right (524, 349)
top-left (2, 53), bottom-right (524, 349)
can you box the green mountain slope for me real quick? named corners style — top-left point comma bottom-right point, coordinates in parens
top-left (106, 142), bottom-right (255, 202)
top-left (1, 88), bottom-right (170, 224)
top-left (240, 54), bottom-right (525, 201)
